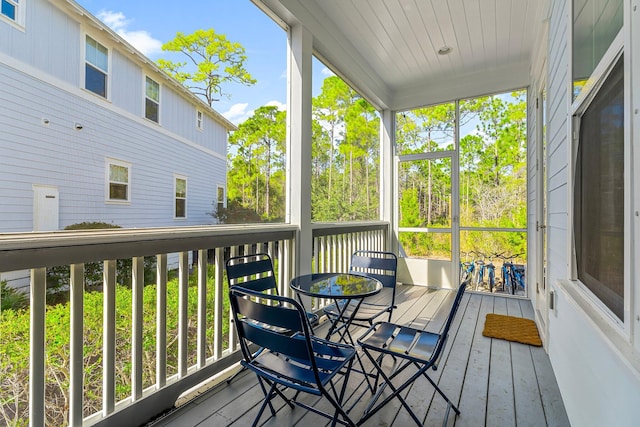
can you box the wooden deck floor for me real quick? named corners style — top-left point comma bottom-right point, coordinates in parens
top-left (148, 285), bottom-right (570, 427)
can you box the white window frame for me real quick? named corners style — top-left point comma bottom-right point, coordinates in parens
top-left (174, 175), bottom-right (188, 219)
top-left (83, 34), bottom-right (110, 99)
top-left (105, 158), bottom-right (131, 204)
top-left (570, 29), bottom-right (628, 327)
top-left (145, 76), bottom-right (160, 123)
top-left (1, 0), bottom-right (25, 28)
top-left (217, 185), bottom-right (226, 211)
top-left (196, 110), bottom-right (204, 130)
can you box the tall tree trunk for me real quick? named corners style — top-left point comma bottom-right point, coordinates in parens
top-left (349, 150), bottom-right (353, 206)
top-left (265, 141), bottom-right (271, 218)
top-left (328, 126), bottom-right (335, 199)
top-left (427, 160), bottom-right (432, 225)
top-left (365, 154), bottom-right (370, 215)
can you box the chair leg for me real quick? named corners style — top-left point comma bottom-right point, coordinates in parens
top-left (252, 378), bottom-right (278, 427)
top-left (417, 363), bottom-right (460, 415)
top-left (359, 349), bottom-right (460, 427)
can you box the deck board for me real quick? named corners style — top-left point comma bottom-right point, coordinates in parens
top-left (147, 287), bottom-right (569, 427)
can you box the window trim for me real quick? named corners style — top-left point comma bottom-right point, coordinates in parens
top-left (83, 34), bottom-right (111, 99)
top-left (145, 75), bottom-right (160, 123)
top-left (105, 158), bottom-right (131, 204)
top-left (196, 110), bottom-right (204, 130)
top-left (570, 29), bottom-right (628, 330)
top-left (216, 185), bottom-right (226, 211)
top-left (174, 174), bottom-right (188, 219)
top-left (1, 0), bottom-right (25, 28)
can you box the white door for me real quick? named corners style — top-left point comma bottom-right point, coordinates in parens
top-left (33, 185), bottom-right (59, 231)
top-left (396, 152), bottom-right (457, 288)
top-left (535, 88), bottom-right (549, 341)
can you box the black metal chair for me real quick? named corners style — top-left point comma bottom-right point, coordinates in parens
top-left (356, 278), bottom-right (469, 427)
top-left (225, 253), bottom-right (319, 384)
top-left (323, 250), bottom-right (398, 342)
top-left (229, 286), bottom-right (357, 427)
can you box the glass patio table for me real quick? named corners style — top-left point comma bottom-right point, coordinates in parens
top-left (289, 272), bottom-right (382, 343)
top-left (290, 272), bottom-right (383, 394)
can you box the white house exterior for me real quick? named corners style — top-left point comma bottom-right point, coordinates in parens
top-left (525, 2), bottom-right (640, 426)
top-left (0, 0), bottom-right (234, 235)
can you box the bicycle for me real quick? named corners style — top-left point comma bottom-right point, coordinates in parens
top-left (459, 251), bottom-right (475, 283)
top-left (473, 255), bottom-right (485, 291)
top-left (472, 252), bottom-right (497, 293)
top-left (498, 253), bottom-right (526, 295)
top-left (484, 253), bottom-right (498, 293)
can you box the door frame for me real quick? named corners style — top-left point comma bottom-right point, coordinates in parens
top-left (535, 83), bottom-right (550, 343)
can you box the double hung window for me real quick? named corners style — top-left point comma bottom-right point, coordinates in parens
top-left (145, 77), bottom-right (160, 122)
top-left (175, 176), bottom-right (187, 218)
top-left (573, 56), bottom-right (624, 320)
top-left (572, 0), bottom-right (625, 321)
top-left (196, 110), bottom-right (203, 130)
top-left (107, 160), bottom-right (131, 202)
top-left (85, 36), bottom-right (109, 98)
top-left (1, 0), bottom-right (20, 23)
top-left (217, 186), bottom-right (225, 212)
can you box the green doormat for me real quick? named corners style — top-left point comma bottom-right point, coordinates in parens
top-left (482, 313), bottom-right (542, 346)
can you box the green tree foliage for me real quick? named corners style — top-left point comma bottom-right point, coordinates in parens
top-left (222, 75), bottom-right (380, 223)
top-left (311, 77), bottom-right (380, 221)
top-left (227, 106), bottom-right (286, 222)
top-left (397, 91), bottom-right (528, 259)
top-left (157, 29), bottom-right (256, 106)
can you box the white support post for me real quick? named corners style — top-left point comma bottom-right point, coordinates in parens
top-left (214, 247), bottom-right (224, 359)
top-left (178, 252), bottom-right (189, 377)
top-left (287, 23), bottom-right (313, 277)
top-left (103, 260), bottom-right (116, 416)
top-left (228, 247), bottom-right (238, 350)
top-left (197, 250), bottom-right (207, 368)
top-left (380, 109), bottom-right (396, 252)
top-left (29, 268), bottom-right (46, 427)
top-left (156, 254), bottom-right (167, 387)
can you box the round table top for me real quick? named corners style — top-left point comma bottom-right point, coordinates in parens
top-left (290, 273), bottom-right (382, 299)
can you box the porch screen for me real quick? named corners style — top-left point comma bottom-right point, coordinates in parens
top-left (573, 56), bottom-right (624, 320)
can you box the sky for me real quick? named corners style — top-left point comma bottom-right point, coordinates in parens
top-left (75, 0), bottom-right (330, 124)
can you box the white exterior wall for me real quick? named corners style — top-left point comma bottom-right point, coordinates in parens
top-left (529, 1), bottom-right (640, 425)
top-left (0, 0), bottom-right (230, 232)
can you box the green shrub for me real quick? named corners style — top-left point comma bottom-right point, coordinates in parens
top-left (0, 266), bottom-right (230, 426)
top-left (46, 222), bottom-right (156, 301)
top-left (0, 281), bottom-right (28, 311)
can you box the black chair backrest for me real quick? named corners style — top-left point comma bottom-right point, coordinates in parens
top-left (431, 279), bottom-right (469, 364)
top-left (229, 286), bottom-right (316, 370)
top-left (350, 250), bottom-right (398, 289)
top-left (226, 253), bottom-right (278, 294)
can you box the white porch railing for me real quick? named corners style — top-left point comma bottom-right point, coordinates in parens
top-left (0, 221), bottom-right (389, 427)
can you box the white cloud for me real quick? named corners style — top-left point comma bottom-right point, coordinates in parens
top-left (223, 101), bottom-right (287, 124)
top-left (321, 67), bottom-right (335, 76)
top-left (223, 103), bottom-right (252, 125)
top-left (264, 100), bottom-right (286, 111)
top-left (96, 10), bottom-right (163, 57)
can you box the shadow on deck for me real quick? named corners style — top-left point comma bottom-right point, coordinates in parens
top-left (147, 285), bottom-right (570, 427)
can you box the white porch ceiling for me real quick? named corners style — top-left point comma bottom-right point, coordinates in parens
top-left (254, 0), bottom-right (549, 111)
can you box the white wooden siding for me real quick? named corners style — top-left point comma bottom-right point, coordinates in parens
top-left (0, 0), bottom-right (80, 84)
top-left (0, 0), bottom-right (229, 233)
top-left (536, 1), bottom-right (640, 426)
top-left (0, 63), bottom-right (225, 232)
top-left (111, 50), bottom-right (143, 115)
top-left (545, 0), bottom-right (570, 285)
